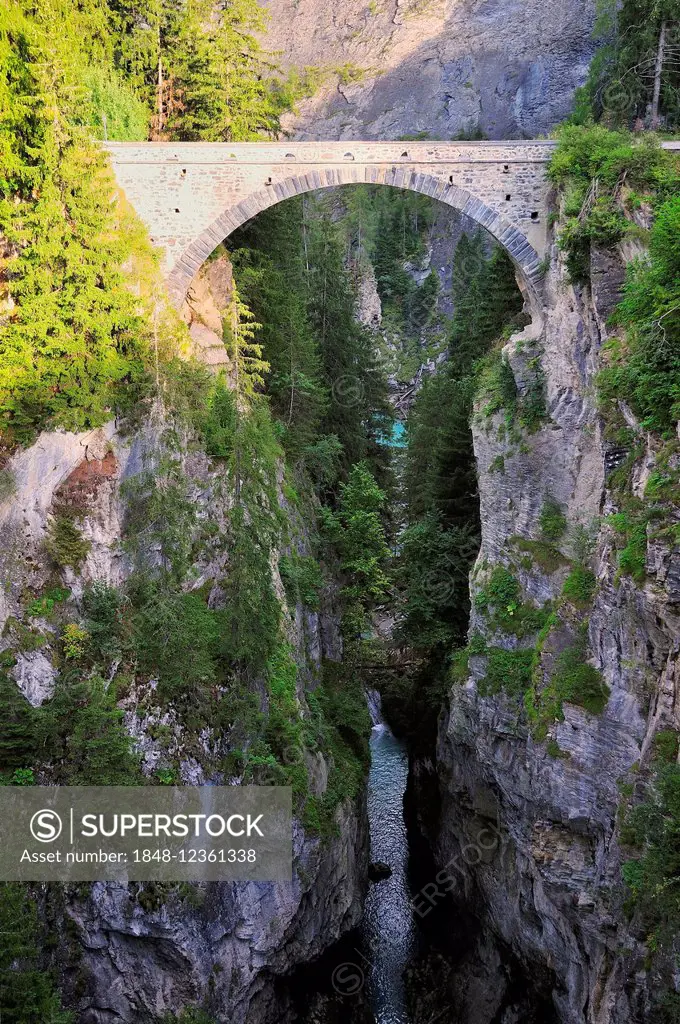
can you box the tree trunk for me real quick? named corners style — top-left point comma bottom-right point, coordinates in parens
top-left (157, 24), bottom-right (164, 138)
top-left (232, 301), bottom-right (242, 505)
top-left (651, 19), bottom-right (667, 128)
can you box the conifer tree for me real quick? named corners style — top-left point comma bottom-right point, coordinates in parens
top-left (323, 461), bottom-right (391, 642)
top-left (39, 675), bottom-right (141, 785)
top-left (0, 884), bottom-right (73, 1023)
top-left (107, 0), bottom-right (289, 140)
top-left (0, 670), bottom-right (36, 772)
top-left (224, 286), bottom-right (269, 409)
top-left (585, 0), bottom-right (680, 126)
top-left (305, 210), bottom-right (393, 482)
top-left (448, 240), bottom-right (524, 376)
top-left (231, 201), bottom-right (328, 460)
top-left (0, 1), bottom-right (151, 444)
top-left (399, 235), bottom-right (524, 654)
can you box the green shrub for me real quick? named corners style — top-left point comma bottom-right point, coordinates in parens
top-left (278, 553), bottom-right (324, 612)
top-left (512, 536), bottom-right (568, 574)
top-left (449, 646), bottom-right (472, 683)
top-left (263, 646), bottom-right (308, 799)
top-left (608, 509), bottom-right (648, 582)
top-left (2, 617), bottom-right (46, 654)
top-left (478, 647), bottom-right (534, 699)
top-left (302, 661), bottom-right (371, 838)
top-left (600, 196), bottom-right (680, 434)
top-left (520, 359), bottom-right (548, 432)
top-left (551, 128), bottom-right (680, 432)
top-left (562, 566), bottom-right (597, 607)
top-left (27, 587), bottom-right (70, 618)
top-left (476, 566), bottom-right (520, 613)
top-left (539, 498), bottom-right (567, 542)
top-left (645, 444), bottom-right (680, 503)
top-left (475, 566), bottom-right (550, 638)
top-left (549, 127), bottom-right (679, 284)
top-left (654, 730), bottom-right (680, 764)
top-left (202, 376), bottom-right (237, 459)
top-left (551, 640), bottom-right (609, 715)
top-left (61, 623), bottom-right (89, 660)
top-left (622, 759), bottom-right (680, 947)
top-left (45, 516), bottom-right (91, 571)
top-left (619, 522), bottom-right (649, 579)
top-left (39, 675), bottom-right (141, 785)
top-left (476, 354), bottom-right (517, 418)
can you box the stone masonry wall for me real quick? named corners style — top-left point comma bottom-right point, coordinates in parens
top-left (106, 140), bottom-right (557, 304)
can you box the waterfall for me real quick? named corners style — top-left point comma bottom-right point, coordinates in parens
top-left (365, 688), bottom-right (384, 728)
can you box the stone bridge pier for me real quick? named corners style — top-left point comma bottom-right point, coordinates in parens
top-left (106, 140), bottom-right (561, 310)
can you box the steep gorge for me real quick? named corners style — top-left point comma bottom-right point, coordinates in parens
top-left (410, 233), bottom-right (680, 1023)
top-left (2, 0), bottom-right (680, 1021)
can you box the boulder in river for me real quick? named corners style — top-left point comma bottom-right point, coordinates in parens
top-left (368, 861), bottom-right (392, 881)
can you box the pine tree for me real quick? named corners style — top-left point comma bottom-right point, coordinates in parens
top-left (0, 1), bottom-right (151, 444)
top-left (0, 671), bottom-right (36, 772)
top-left (107, 0), bottom-right (290, 140)
top-left (224, 287), bottom-right (269, 408)
top-left (0, 884), bottom-right (73, 1023)
top-left (399, 234), bottom-right (524, 656)
top-left (323, 461), bottom-right (391, 642)
top-left (231, 201), bottom-right (328, 460)
top-left (221, 503), bottom-right (281, 677)
top-left (586, 0), bottom-right (680, 126)
top-left (404, 373), bottom-right (478, 527)
top-left (450, 231), bottom-right (486, 307)
top-left (39, 675), bottom-right (141, 785)
top-left (305, 209), bottom-right (393, 483)
top-left (448, 240), bottom-right (524, 376)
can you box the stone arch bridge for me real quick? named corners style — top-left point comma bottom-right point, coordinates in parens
top-left (107, 140), bottom-right (560, 309)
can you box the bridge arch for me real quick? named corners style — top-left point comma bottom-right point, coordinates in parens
top-left (164, 168), bottom-right (543, 312)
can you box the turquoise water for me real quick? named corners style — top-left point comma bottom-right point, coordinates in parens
top-left (377, 420), bottom-right (407, 449)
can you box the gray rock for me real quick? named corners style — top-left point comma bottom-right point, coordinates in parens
top-left (262, 0), bottom-right (597, 141)
top-left (71, 798), bottom-right (368, 1023)
top-left (428, 241), bottom-right (680, 1023)
top-left (12, 649), bottom-right (57, 706)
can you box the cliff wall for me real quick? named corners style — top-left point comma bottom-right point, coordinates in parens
top-left (428, 229), bottom-right (680, 1022)
top-left (0, 258), bottom-right (369, 1023)
top-left (263, 0), bottom-right (597, 141)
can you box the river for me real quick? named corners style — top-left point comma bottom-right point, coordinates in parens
top-left (361, 699), bottom-right (417, 1022)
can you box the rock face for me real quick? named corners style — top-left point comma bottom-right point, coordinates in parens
top-left (70, 803), bottom-right (367, 1023)
top-left (263, 0), bottom-right (597, 140)
top-left (427, 235), bottom-right (680, 1021)
top-left (0, 334), bottom-right (369, 1022)
top-left (0, 417), bottom-right (368, 1021)
top-left (182, 254), bottom-right (233, 371)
